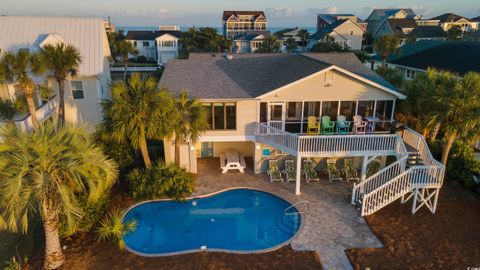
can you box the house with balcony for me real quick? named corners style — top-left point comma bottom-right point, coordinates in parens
top-left (125, 28), bottom-right (182, 66)
top-left (308, 19), bottom-right (365, 50)
top-left (160, 52), bottom-right (444, 216)
top-left (232, 31), bottom-right (272, 53)
top-left (317, 14), bottom-right (367, 32)
top-left (0, 16), bottom-right (113, 130)
top-left (223, 11), bottom-right (267, 40)
top-left (430, 13), bottom-right (479, 32)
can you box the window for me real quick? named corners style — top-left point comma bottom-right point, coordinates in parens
top-left (339, 101), bottom-right (357, 120)
top-left (303, 102), bottom-right (320, 118)
top-left (133, 41), bottom-right (137, 47)
top-left (160, 41), bottom-right (175, 47)
top-left (203, 102), bottom-right (236, 130)
top-left (286, 102), bottom-right (302, 121)
top-left (71, 81), bottom-right (84, 99)
top-left (321, 101), bottom-right (339, 120)
top-left (357, 101), bottom-right (375, 117)
top-left (19, 48), bottom-right (29, 53)
top-left (143, 41), bottom-right (149, 47)
top-left (259, 102), bottom-right (267, 123)
top-left (405, 69), bottom-right (416, 80)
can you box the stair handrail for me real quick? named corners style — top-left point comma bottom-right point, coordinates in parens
top-left (285, 200), bottom-right (310, 216)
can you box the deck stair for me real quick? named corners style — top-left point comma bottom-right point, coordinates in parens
top-left (254, 123), bottom-right (444, 216)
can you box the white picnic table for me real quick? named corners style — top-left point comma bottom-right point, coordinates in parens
top-left (220, 151), bottom-right (246, 173)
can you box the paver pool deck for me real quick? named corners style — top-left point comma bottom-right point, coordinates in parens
top-left (193, 158), bottom-right (383, 270)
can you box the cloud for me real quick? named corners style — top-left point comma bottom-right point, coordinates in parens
top-left (307, 6), bottom-right (338, 15)
top-left (410, 5), bottom-right (434, 18)
top-left (265, 7), bottom-right (294, 18)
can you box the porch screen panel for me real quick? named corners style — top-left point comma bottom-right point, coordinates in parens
top-left (357, 101), bottom-right (375, 117)
top-left (225, 103), bottom-right (236, 130)
top-left (259, 102), bottom-right (267, 123)
top-left (285, 102), bottom-right (302, 133)
top-left (303, 102), bottom-right (320, 133)
top-left (375, 100), bottom-right (393, 120)
top-left (213, 103), bottom-right (225, 130)
top-left (270, 104), bottom-right (282, 121)
top-left (339, 101), bottom-right (357, 120)
top-left (203, 103), bottom-right (213, 129)
top-left (321, 101), bottom-right (339, 120)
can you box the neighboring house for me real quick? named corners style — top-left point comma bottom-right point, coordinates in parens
top-left (232, 31), bottom-right (272, 53)
top-left (274, 27), bottom-right (304, 52)
top-left (430, 13), bottom-right (479, 32)
top-left (365, 8), bottom-right (419, 34)
top-left (374, 19), bottom-right (446, 46)
top-left (125, 28), bottom-right (182, 65)
top-left (416, 19), bottom-right (440, 26)
top-left (0, 16), bottom-right (112, 130)
top-left (369, 41), bottom-right (480, 79)
top-left (159, 52), bottom-right (444, 216)
top-left (308, 19), bottom-right (364, 50)
top-left (317, 14), bottom-right (367, 32)
top-left (222, 11), bottom-right (267, 40)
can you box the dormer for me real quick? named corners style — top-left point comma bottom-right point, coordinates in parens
top-left (39, 34), bottom-right (66, 48)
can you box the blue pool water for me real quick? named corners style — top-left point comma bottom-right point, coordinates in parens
top-left (123, 189), bottom-right (301, 255)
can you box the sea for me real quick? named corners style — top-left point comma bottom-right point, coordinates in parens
top-left (117, 26), bottom-right (317, 34)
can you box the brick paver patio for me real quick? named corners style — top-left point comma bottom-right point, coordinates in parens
top-left (193, 158), bottom-right (383, 270)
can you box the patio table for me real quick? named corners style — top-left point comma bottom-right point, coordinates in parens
top-left (220, 151), bottom-right (246, 173)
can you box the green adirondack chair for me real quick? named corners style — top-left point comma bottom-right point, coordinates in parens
top-left (321, 116), bottom-right (335, 135)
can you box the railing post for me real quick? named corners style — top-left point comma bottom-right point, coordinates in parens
top-left (295, 155), bottom-right (302, 195)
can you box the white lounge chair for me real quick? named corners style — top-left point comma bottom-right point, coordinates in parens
top-left (327, 159), bottom-right (343, 182)
top-left (283, 160), bottom-right (296, 182)
top-left (303, 160), bottom-right (319, 183)
top-left (267, 160), bottom-right (283, 182)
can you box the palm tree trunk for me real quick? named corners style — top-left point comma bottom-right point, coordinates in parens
top-left (441, 132), bottom-right (456, 166)
top-left (43, 208), bottom-right (65, 270)
top-left (57, 79), bottom-right (65, 127)
top-left (139, 126), bottom-right (152, 168)
top-left (430, 123), bottom-right (441, 141)
top-left (123, 56), bottom-right (128, 82)
top-left (174, 137), bottom-right (181, 166)
top-left (25, 92), bottom-right (39, 128)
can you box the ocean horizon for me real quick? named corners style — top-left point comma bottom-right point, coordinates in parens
top-left (117, 26), bottom-right (317, 34)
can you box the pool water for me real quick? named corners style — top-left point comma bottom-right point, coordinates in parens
top-left (123, 189), bottom-right (301, 255)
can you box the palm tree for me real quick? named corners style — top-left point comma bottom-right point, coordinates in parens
top-left (116, 40), bottom-right (138, 82)
top-left (256, 36), bottom-right (280, 53)
top-left (0, 122), bottom-right (118, 270)
top-left (40, 43), bottom-right (82, 127)
top-left (421, 70), bottom-right (480, 165)
top-left (100, 73), bottom-right (175, 168)
top-left (172, 91), bottom-right (209, 165)
top-left (297, 29), bottom-right (310, 52)
top-left (0, 50), bottom-right (45, 128)
top-left (373, 34), bottom-right (399, 67)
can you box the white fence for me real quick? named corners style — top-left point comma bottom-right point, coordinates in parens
top-left (0, 95), bottom-right (58, 131)
top-left (110, 66), bottom-right (159, 72)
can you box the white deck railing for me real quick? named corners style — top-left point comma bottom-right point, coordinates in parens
top-left (255, 123), bottom-right (401, 157)
top-left (0, 95), bottom-right (58, 131)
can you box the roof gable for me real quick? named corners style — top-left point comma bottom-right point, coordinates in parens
top-left (39, 34), bottom-right (67, 48)
top-left (0, 16), bottom-right (110, 76)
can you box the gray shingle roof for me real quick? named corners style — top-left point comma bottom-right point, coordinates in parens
top-left (159, 53), bottom-right (400, 99)
top-left (431, 13), bottom-right (470, 22)
top-left (233, 31), bottom-right (271, 41)
top-left (125, 30), bottom-right (182, 40)
top-left (369, 9), bottom-right (417, 20)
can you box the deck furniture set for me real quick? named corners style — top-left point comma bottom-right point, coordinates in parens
top-left (267, 158), bottom-right (360, 183)
top-left (307, 115), bottom-right (378, 135)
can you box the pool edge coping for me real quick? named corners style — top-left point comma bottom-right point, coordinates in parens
top-left (122, 187), bottom-right (306, 257)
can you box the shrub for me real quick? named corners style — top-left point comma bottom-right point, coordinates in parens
top-left (59, 191), bottom-right (110, 238)
top-left (366, 160), bottom-right (381, 177)
top-left (445, 141), bottom-right (480, 188)
top-left (136, 55), bottom-right (147, 63)
top-left (127, 162), bottom-right (194, 201)
top-left (375, 66), bottom-right (404, 88)
top-left (94, 130), bottom-right (136, 173)
top-left (97, 209), bottom-right (137, 250)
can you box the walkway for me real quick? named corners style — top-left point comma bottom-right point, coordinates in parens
top-left (193, 158), bottom-right (383, 270)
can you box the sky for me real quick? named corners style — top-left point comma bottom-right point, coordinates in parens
top-left (1, 0), bottom-right (480, 27)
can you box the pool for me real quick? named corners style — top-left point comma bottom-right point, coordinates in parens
top-left (123, 188), bottom-right (302, 256)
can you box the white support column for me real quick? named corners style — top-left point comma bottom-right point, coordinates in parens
top-left (300, 101), bottom-right (305, 134)
top-left (295, 155), bottom-right (302, 195)
top-left (361, 155), bottom-right (368, 182)
top-left (391, 99), bottom-right (396, 122)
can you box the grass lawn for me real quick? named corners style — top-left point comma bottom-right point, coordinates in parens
top-left (347, 182), bottom-right (480, 269)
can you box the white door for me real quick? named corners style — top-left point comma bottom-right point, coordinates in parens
top-left (268, 102), bottom-right (284, 130)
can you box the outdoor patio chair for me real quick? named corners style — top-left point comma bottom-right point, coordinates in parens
top-left (327, 159), bottom-right (343, 182)
top-left (283, 160), bottom-right (296, 182)
top-left (343, 159), bottom-right (360, 182)
top-left (321, 116), bottom-right (335, 135)
top-left (352, 115), bottom-right (367, 135)
top-left (267, 160), bottom-right (283, 183)
top-left (336, 115), bottom-right (351, 134)
top-left (366, 120), bottom-right (376, 134)
top-left (307, 116), bottom-right (320, 135)
top-left (303, 160), bottom-right (319, 183)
